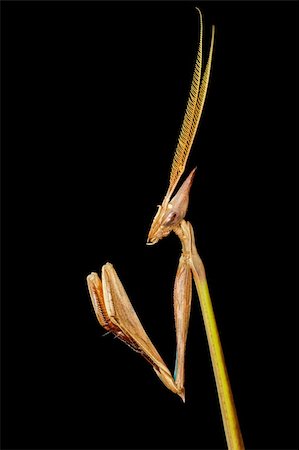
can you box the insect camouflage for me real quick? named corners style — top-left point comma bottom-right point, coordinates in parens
top-left (87, 8), bottom-right (245, 450)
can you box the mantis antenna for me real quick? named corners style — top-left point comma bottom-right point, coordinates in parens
top-left (87, 9), bottom-right (245, 450)
top-left (167, 8), bottom-right (214, 200)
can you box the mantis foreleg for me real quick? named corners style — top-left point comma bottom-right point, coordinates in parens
top-left (87, 264), bottom-right (185, 400)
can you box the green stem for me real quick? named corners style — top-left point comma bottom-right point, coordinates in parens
top-left (183, 221), bottom-right (245, 450)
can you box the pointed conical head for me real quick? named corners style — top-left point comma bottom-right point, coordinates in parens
top-left (146, 168), bottom-right (197, 245)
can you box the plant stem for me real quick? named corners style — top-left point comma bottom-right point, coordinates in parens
top-left (182, 221), bottom-right (245, 450)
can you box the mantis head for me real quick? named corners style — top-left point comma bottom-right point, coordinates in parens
top-left (147, 167), bottom-right (196, 245)
top-left (146, 8), bottom-right (214, 246)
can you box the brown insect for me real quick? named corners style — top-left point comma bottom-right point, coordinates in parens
top-left (87, 9), bottom-right (245, 450)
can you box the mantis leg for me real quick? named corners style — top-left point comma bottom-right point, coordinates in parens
top-left (87, 264), bottom-right (184, 399)
top-left (173, 252), bottom-right (192, 402)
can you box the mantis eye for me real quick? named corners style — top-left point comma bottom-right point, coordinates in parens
top-left (164, 211), bottom-right (178, 226)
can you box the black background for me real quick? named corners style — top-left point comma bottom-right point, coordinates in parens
top-left (1, 1), bottom-right (297, 449)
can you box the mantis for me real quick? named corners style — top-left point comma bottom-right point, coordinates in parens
top-left (87, 9), bottom-right (245, 450)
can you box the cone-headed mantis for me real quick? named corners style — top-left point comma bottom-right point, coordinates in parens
top-left (87, 9), bottom-right (245, 450)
